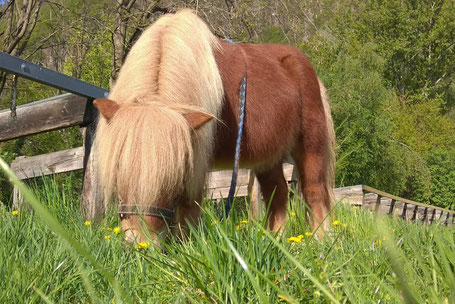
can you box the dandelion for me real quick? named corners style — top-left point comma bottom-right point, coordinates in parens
top-left (305, 232), bottom-right (313, 237)
top-left (113, 227), bottom-right (121, 235)
top-left (211, 220), bottom-right (218, 226)
top-left (429, 233), bottom-right (434, 239)
top-left (104, 235), bottom-right (111, 240)
top-left (332, 220), bottom-right (340, 227)
top-left (353, 206), bottom-right (359, 210)
top-left (287, 235), bottom-right (304, 243)
top-left (239, 220), bottom-right (248, 224)
top-left (137, 242), bottom-right (150, 249)
top-left (12, 210), bottom-right (19, 216)
top-left (289, 212), bottom-right (296, 216)
top-left (84, 221), bottom-right (91, 227)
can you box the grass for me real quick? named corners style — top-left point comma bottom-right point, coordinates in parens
top-left (1, 165), bottom-right (455, 303)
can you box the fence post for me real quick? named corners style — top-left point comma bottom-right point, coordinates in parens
top-left (430, 209), bottom-right (437, 223)
top-left (388, 199), bottom-right (396, 215)
top-left (444, 212), bottom-right (450, 226)
top-left (12, 185), bottom-right (24, 209)
top-left (411, 205), bottom-right (418, 221)
top-left (422, 207), bottom-right (428, 225)
top-left (374, 195), bottom-right (382, 213)
top-left (401, 203), bottom-right (408, 220)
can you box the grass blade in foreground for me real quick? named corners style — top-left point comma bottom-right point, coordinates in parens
top-left (0, 157), bottom-right (129, 303)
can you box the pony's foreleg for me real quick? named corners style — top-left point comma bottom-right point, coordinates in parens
top-left (255, 162), bottom-right (288, 233)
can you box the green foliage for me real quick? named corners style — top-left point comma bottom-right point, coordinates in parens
top-left (425, 148), bottom-right (455, 209)
top-left (318, 43), bottom-right (405, 193)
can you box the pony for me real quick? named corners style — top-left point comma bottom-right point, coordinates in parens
top-left (93, 9), bottom-right (335, 244)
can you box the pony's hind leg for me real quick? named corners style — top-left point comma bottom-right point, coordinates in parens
top-left (294, 150), bottom-right (331, 236)
top-left (255, 162), bottom-right (288, 232)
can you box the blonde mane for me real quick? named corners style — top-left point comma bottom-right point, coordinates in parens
top-left (94, 9), bottom-right (224, 207)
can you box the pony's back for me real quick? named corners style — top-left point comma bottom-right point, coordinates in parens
top-left (109, 9), bottom-right (223, 116)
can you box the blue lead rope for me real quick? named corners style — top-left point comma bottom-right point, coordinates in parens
top-left (221, 38), bottom-right (247, 219)
top-left (223, 74), bottom-right (247, 219)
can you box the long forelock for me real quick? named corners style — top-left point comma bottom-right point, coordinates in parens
top-left (95, 103), bottom-right (194, 207)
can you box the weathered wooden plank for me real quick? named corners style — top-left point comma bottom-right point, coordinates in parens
top-left (334, 185), bottom-right (364, 205)
top-left (206, 185), bottom-right (249, 200)
top-left (207, 169), bottom-right (251, 188)
top-left (0, 93), bottom-right (95, 142)
top-left (10, 147), bottom-right (84, 179)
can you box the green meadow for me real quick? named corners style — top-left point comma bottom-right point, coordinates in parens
top-left (1, 167), bottom-right (454, 303)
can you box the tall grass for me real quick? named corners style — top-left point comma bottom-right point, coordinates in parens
top-left (1, 160), bottom-right (454, 303)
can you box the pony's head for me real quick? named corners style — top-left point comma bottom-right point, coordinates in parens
top-left (93, 98), bottom-right (213, 244)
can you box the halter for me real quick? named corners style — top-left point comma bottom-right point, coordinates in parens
top-left (118, 205), bottom-right (175, 221)
top-left (118, 196), bottom-right (177, 222)
top-left (117, 39), bottom-right (247, 222)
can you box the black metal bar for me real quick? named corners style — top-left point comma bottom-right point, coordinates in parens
top-left (388, 199), bottom-right (396, 215)
top-left (0, 52), bottom-right (108, 99)
top-left (444, 212), bottom-right (450, 226)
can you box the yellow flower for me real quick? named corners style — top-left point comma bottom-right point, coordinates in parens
top-left (353, 206), bottom-right (359, 210)
top-left (104, 235), bottom-right (111, 240)
top-left (137, 242), bottom-right (150, 249)
top-left (342, 224), bottom-right (347, 229)
top-left (332, 220), bottom-right (340, 227)
top-left (287, 235), bottom-right (304, 243)
top-left (211, 220), bottom-right (218, 226)
top-left (239, 220), bottom-right (248, 224)
top-left (336, 246), bottom-right (342, 251)
top-left (429, 233), bottom-right (434, 239)
top-left (289, 212), bottom-right (296, 216)
top-left (113, 227), bottom-right (121, 235)
top-left (392, 229), bottom-right (396, 234)
top-left (374, 240), bottom-right (382, 248)
top-left (12, 210), bottom-right (19, 216)
top-left (305, 232), bottom-right (313, 237)
top-left (84, 221), bottom-right (91, 227)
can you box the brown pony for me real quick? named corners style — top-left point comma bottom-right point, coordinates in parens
top-left (93, 9), bottom-right (335, 244)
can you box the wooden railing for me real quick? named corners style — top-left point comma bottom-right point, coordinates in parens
top-left (334, 185), bottom-right (455, 226)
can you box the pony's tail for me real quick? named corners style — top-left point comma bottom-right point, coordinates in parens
top-left (318, 78), bottom-right (336, 208)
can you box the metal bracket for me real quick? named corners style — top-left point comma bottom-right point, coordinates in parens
top-left (0, 52), bottom-right (109, 99)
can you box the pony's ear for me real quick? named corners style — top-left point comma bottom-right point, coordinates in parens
top-left (93, 98), bottom-right (120, 121)
top-left (183, 112), bottom-right (213, 130)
